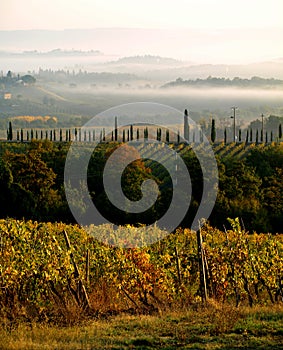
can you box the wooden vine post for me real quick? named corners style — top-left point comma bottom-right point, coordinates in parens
top-left (63, 230), bottom-right (91, 311)
top-left (197, 229), bottom-right (208, 302)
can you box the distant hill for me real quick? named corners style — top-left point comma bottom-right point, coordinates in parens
top-left (161, 76), bottom-right (283, 89)
top-left (108, 55), bottom-right (183, 65)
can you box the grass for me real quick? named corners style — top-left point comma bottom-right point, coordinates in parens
top-left (1, 303), bottom-right (282, 349)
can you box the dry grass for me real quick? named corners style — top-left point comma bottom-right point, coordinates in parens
top-left (0, 302), bottom-right (282, 349)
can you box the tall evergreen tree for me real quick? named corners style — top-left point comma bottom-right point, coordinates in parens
top-left (114, 117), bottom-right (118, 141)
top-left (130, 124), bottom-right (134, 141)
top-left (7, 121), bottom-right (13, 141)
top-left (211, 119), bottom-right (216, 143)
top-left (166, 129), bottom-right (170, 143)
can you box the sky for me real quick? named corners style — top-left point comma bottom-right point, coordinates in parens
top-left (0, 0), bottom-right (282, 63)
top-left (1, 0), bottom-right (283, 30)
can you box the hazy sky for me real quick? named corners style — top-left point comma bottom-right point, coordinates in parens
top-left (1, 0), bottom-right (282, 63)
top-left (1, 0), bottom-right (283, 30)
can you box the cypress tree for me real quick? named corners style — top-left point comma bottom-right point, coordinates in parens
top-left (224, 128), bottom-right (227, 144)
top-left (8, 121), bottom-right (13, 140)
top-left (166, 129), bottom-right (170, 143)
top-left (211, 119), bottom-right (216, 143)
top-left (114, 117), bottom-right (118, 141)
top-left (130, 124), bottom-right (133, 141)
top-left (279, 124), bottom-right (282, 139)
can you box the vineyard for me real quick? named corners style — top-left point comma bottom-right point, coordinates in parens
top-left (1, 218), bottom-right (282, 325)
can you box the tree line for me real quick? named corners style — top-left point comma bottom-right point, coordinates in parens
top-left (4, 117), bottom-right (283, 144)
top-left (0, 140), bottom-right (282, 233)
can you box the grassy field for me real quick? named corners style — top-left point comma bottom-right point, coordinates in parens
top-left (1, 303), bottom-right (282, 349)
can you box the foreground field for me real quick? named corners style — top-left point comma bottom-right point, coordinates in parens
top-left (1, 219), bottom-right (282, 348)
top-left (1, 304), bottom-right (283, 349)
